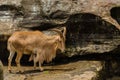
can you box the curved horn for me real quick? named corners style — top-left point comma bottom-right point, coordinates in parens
top-left (49, 27), bottom-right (66, 40)
top-left (50, 28), bottom-right (62, 35)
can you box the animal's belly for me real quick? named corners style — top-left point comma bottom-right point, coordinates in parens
top-left (23, 46), bottom-right (34, 54)
top-left (23, 49), bottom-right (32, 55)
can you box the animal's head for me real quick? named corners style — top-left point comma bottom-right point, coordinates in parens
top-left (54, 27), bottom-right (66, 52)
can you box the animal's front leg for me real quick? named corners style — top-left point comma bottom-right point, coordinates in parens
top-left (34, 51), bottom-right (43, 71)
top-left (8, 51), bottom-right (15, 72)
top-left (15, 52), bottom-right (23, 73)
top-left (39, 61), bottom-right (44, 71)
top-left (28, 54), bottom-right (37, 69)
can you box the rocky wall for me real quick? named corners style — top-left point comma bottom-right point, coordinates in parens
top-left (0, 0), bottom-right (120, 57)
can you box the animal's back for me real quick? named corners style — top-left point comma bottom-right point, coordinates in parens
top-left (7, 31), bottom-right (45, 52)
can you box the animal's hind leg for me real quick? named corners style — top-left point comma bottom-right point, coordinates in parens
top-left (33, 54), bottom-right (37, 70)
top-left (8, 51), bottom-right (15, 72)
top-left (15, 52), bottom-right (23, 72)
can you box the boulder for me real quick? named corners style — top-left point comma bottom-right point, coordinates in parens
top-left (4, 61), bottom-right (105, 80)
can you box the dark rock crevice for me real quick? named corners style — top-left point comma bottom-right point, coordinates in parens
top-left (111, 7), bottom-right (120, 25)
top-left (65, 13), bottom-right (120, 57)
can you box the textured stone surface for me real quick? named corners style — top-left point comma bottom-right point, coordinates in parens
top-left (4, 61), bottom-right (104, 80)
top-left (0, 0), bottom-right (120, 29)
top-left (0, 1), bottom-right (119, 79)
top-left (0, 0), bottom-right (120, 56)
top-left (65, 39), bottom-right (120, 57)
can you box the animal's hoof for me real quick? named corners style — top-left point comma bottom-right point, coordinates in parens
top-left (20, 70), bottom-right (24, 73)
top-left (8, 68), bottom-right (12, 73)
top-left (17, 69), bottom-right (24, 73)
top-left (33, 67), bottom-right (36, 70)
top-left (17, 70), bottom-right (24, 74)
top-left (8, 70), bottom-right (12, 73)
top-left (40, 67), bottom-right (44, 71)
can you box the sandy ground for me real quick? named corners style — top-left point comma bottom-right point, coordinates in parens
top-left (3, 61), bottom-right (102, 80)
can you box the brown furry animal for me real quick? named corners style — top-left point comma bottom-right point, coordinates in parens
top-left (7, 27), bottom-right (66, 72)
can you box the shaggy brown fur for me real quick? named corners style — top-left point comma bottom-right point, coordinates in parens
top-left (7, 27), bottom-right (66, 72)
